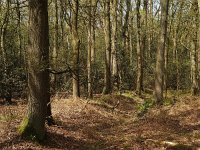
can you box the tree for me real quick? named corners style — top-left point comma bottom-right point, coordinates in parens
top-left (87, 0), bottom-right (93, 98)
top-left (18, 0), bottom-right (50, 140)
top-left (111, 0), bottom-right (118, 78)
top-left (191, 0), bottom-right (199, 95)
top-left (0, 0), bottom-right (11, 103)
top-left (197, 0), bottom-right (200, 91)
top-left (102, 0), bottom-right (112, 94)
top-left (136, 0), bottom-right (143, 96)
top-left (155, 0), bottom-right (169, 104)
top-left (71, 0), bottom-right (80, 99)
top-left (52, 0), bottom-right (59, 92)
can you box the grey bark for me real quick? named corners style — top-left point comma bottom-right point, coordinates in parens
top-left (71, 0), bottom-right (80, 98)
top-left (155, 0), bottom-right (169, 104)
top-left (19, 0), bottom-right (50, 140)
top-left (102, 0), bottom-right (112, 94)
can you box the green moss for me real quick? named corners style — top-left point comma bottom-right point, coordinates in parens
top-left (18, 117), bottom-right (29, 134)
top-left (18, 117), bottom-right (45, 142)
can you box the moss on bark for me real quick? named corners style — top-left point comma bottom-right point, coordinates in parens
top-left (18, 117), bottom-right (46, 141)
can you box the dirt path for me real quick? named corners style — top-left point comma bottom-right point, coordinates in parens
top-left (0, 95), bottom-right (200, 149)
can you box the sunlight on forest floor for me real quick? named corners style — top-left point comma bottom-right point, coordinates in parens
top-left (0, 92), bottom-right (200, 150)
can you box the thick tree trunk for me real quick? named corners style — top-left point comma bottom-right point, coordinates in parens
top-left (102, 0), bottom-right (112, 94)
top-left (71, 0), bottom-right (80, 99)
top-left (19, 0), bottom-right (50, 141)
top-left (155, 0), bottom-right (169, 104)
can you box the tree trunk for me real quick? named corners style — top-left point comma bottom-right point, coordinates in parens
top-left (16, 0), bottom-right (23, 65)
top-left (111, 0), bottom-right (118, 78)
top-left (155, 0), bottom-right (169, 104)
top-left (71, 0), bottom-right (80, 99)
top-left (91, 0), bottom-right (97, 63)
top-left (87, 0), bottom-right (93, 98)
top-left (19, 0), bottom-right (50, 141)
top-left (191, 39), bottom-right (199, 95)
top-left (0, 0), bottom-right (11, 104)
top-left (102, 0), bottom-right (112, 94)
top-left (52, 0), bottom-right (59, 93)
top-left (136, 0), bottom-right (143, 95)
top-left (191, 0), bottom-right (199, 95)
top-left (197, 0), bottom-right (200, 88)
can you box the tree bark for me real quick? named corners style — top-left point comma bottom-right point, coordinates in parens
top-left (71, 0), bottom-right (80, 99)
top-left (136, 0), bottom-right (143, 95)
top-left (52, 0), bottom-right (59, 93)
top-left (191, 39), bottom-right (199, 95)
top-left (111, 0), bottom-right (118, 78)
top-left (197, 0), bottom-right (200, 89)
top-left (0, 0), bottom-right (11, 104)
top-left (191, 0), bottom-right (199, 95)
top-left (155, 0), bottom-right (169, 104)
top-left (102, 0), bottom-right (112, 94)
top-left (19, 0), bottom-right (50, 141)
top-left (87, 0), bottom-right (93, 98)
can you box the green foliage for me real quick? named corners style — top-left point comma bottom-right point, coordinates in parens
top-left (0, 114), bottom-right (17, 122)
top-left (137, 99), bottom-right (154, 115)
top-left (163, 97), bottom-right (175, 106)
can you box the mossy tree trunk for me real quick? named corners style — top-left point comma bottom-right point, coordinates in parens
top-left (19, 0), bottom-right (50, 141)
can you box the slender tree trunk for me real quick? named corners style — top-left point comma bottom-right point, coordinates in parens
top-left (16, 0), bottom-right (22, 65)
top-left (136, 0), bottom-right (143, 95)
top-left (0, 0), bottom-right (11, 104)
top-left (197, 0), bottom-right (200, 87)
top-left (111, 0), bottom-right (118, 78)
top-left (102, 0), bottom-right (112, 94)
top-left (148, 0), bottom-right (153, 59)
top-left (52, 0), bottom-right (59, 93)
top-left (122, 0), bottom-right (131, 53)
top-left (191, 0), bottom-right (199, 95)
top-left (71, 0), bottom-right (80, 98)
top-left (19, 0), bottom-right (50, 141)
top-left (87, 0), bottom-right (93, 98)
top-left (91, 1), bottom-right (97, 63)
top-left (191, 39), bottom-right (199, 95)
top-left (155, 0), bottom-right (169, 104)
top-left (143, 0), bottom-right (148, 60)
top-left (129, 21), bottom-right (133, 66)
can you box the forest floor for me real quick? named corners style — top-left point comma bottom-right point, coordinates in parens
top-left (0, 92), bottom-right (200, 150)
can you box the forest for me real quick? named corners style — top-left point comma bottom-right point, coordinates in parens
top-left (0, 0), bottom-right (200, 149)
